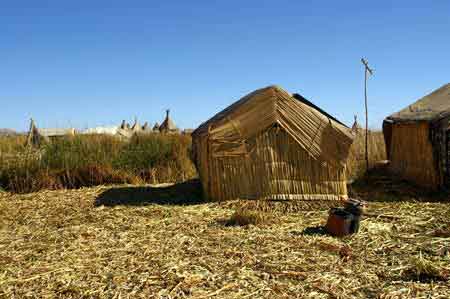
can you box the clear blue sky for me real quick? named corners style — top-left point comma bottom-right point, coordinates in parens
top-left (1, 1), bottom-right (449, 131)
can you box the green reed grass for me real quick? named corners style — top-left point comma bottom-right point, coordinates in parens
top-left (0, 133), bottom-right (197, 193)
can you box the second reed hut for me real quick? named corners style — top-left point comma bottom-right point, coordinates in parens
top-left (383, 83), bottom-right (450, 189)
top-left (191, 85), bottom-right (354, 202)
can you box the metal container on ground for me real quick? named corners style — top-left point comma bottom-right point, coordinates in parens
top-left (325, 208), bottom-right (353, 237)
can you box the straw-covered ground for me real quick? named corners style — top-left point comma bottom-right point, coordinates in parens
top-left (1, 180), bottom-right (449, 298)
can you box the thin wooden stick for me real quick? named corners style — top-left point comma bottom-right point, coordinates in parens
top-left (361, 58), bottom-right (373, 174)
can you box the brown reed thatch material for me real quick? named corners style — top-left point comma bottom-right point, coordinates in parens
top-left (387, 83), bottom-right (450, 122)
top-left (387, 122), bottom-right (441, 188)
top-left (1, 186), bottom-right (449, 297)
top-left (383, 83), bottom-right (450, 189)
top-left (346, 129), bottom-right (386, 180)
top-left (192, 85), bottom-right (354, 202)
top-left (159, 110), bottom-right (178, 133)
top-left (131, 117), bottom-right (142, 132)
top-left (120, 120), bottom-right (127, 130)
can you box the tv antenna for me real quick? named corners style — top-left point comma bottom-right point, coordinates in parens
top-left (361, 58), bottom-right (373, 173)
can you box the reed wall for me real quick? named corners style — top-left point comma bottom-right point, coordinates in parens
top-left (195, 126), bottom-right (348, 201)
top-left (388, 122), bottom-right (441, 188)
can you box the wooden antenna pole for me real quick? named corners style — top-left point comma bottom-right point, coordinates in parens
top-left (361, 58), bottom-right (373, 173)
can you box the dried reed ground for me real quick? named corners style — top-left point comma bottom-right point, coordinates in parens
top-left (1, 183), bottom-right (449, 298)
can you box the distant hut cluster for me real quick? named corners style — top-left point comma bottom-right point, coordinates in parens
top-left (191, 85), bottom-right (355, 202)
top-left (116, 110), bottom-right (182, 138)
top-left (383, 83), bottom-right (450, 189)
top-left (116, 117), bottom-right (157, 138)
top-left (27, 109), bottom-right (192, 147)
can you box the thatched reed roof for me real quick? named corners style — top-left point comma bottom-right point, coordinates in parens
top-left (386, 83), bottom-right (450, 122)
top-left (39, 128), bottom-right (76, 137)
top-left (159, 110), bottom-right (178, 132)
top-left (131, 118), bottom-right (142, 132)
top-left (116, 128), bottom-right (134, 138)
top-left (116, 118), bottom-right (156, 137)
top-left (193, 85), bottom-right (354, 165)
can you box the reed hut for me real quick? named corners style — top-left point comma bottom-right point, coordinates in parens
top-left (120, 120), bottom-right (128, 130)
top-left (383, 83), bottom-right (450, 189)
top-left (191, 85), bottom-right (354, 202)
top-left (130, 117), bottom-right (142, 133)
top-left (159, 110), bottom-right (179, 133)
top-left (26, 119), bottom-right (76, 147)
top-left (152, 122), bottom-right (160, 133)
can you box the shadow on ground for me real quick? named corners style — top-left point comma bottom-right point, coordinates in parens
top-left (349, 165), bottom-right (450, 203)
top-left (289, 226), bottom-right (329, 237)
top-left (94, 179), bottom-right (204, 207)
top-left (300, 226), bottom-right (328, 236)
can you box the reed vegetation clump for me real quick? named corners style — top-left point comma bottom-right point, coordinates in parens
top-left (0, 133), bottom-right (197, 193)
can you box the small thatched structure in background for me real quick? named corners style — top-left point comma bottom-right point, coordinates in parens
top-left (159, 110), bottom-right (179, 133)
top-left (192, 85), bottom-right (354, 202)
top-left (383, 83), bottom-right (450, 189)
top-left (351, 115), bottom-right (362, 133)
top-left (116, 118), bottom-right (154, 137)
top-left (26, 119), bottom-right (48, 147)
top-left (111, 112), bottom-right (180, 137)
top-left (26, 119), bottom-right (75, 147)
top-left (130, 117), bottom-right (142, 133)
top-left (152, 122), bottom-right (160, 132)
